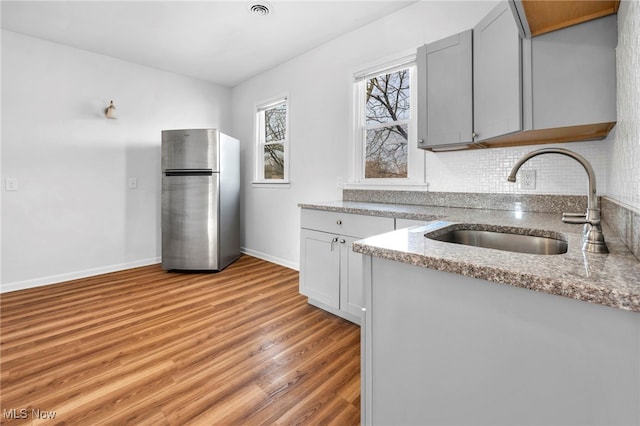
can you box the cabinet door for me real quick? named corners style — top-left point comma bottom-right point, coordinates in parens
top-left (473, 1), bottom-right (522, 142)
top-left (341, 236), bottom-right (364, 318)
top-left (299, 229), bottom-right (340, 309)
top-left (417, 30), bottom-right (473, 149)
top-left (529, 14), bottom-right (617, 130)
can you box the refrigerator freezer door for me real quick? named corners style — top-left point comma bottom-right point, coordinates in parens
top-left (162, 129), bottom-right (219, 171)
top-left (162, 174), bottom-right (219, 270)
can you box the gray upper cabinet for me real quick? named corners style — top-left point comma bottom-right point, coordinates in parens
top-left (417, 1), bottom-right (521, 151)
top-left (418, 0), bottom-right (617, 152)
top-left (417, 31), bottom-right (472, 148)
top-left (525, 14), bottom-right (617, 131)
top-left (473, 2), bottom-right (522, 142)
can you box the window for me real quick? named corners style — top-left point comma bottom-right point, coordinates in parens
top-left (255, 97), bottom-right (289, 183)
top-left (353, 56), bottom-right (421, 185)
top-left (364, 68), bottom-right (410, 178)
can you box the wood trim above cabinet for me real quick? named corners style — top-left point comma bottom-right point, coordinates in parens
top-left (514, 0), bottom-right (620, 37)
top-left (422, 122), bottom-right (616, 152)
top-left (474, 122), bottom-right (616, 149)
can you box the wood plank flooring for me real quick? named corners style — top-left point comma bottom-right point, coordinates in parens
top-left (0, 255), bottom-right (361, 425)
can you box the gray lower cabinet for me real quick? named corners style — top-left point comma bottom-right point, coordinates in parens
top-left (418, 1), bottom-right (521, 150)
top-left (362, 256), bottom-right (640, 425)
top-left (299, 209), bottom-right (394, 324)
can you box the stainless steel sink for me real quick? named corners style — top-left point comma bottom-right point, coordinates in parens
top-left (425, 224), bottom-right (568, 255)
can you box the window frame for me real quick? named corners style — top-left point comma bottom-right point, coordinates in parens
top-left (349, 53), bottom-right (426, 188)
top-left (253, 95), bottom-right (290, 186)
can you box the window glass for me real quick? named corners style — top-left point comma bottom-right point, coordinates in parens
top-left (364, 69), bottom-right (410, 179)
top-left (263, 143), bottom-right (284, 179)
top-left (256, 98), bottom-right (288, 182)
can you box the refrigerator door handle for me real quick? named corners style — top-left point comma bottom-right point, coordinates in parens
top-left (165, 169), bottom-right (213, 176)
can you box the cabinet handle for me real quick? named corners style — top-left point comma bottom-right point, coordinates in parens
top-left (472, 132), bottom-right (478, 140)
top-left (330, 237), bottom-right (338, 252)
top-left (336, 220), bottom-right (342, 225)
top-left (339, 239), bottom-right (346, 244)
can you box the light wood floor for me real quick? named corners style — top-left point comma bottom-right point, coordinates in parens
top-left (0, 255), bottom-right (361, 425)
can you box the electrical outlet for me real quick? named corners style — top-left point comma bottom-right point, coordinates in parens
top-left (128, 177), bottom-right (138, 189)
top-left (336, 176), bottom-right (344, 189)
top-left (5, 177), bottom-right (18, 191)
top-left (521, 170), bottom-right (536, 190)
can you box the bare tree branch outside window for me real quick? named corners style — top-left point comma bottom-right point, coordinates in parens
top-left (364, 69), bottom-right (410, 178)
top-left (263, 103), bottom-right (287, 179)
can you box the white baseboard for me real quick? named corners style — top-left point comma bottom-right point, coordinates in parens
top-left (2, 250), bottom-right (298, 294)
top-left (241, 247), bottom-right (299, 271)
top-left (1, 257), bottom-right (161, 293)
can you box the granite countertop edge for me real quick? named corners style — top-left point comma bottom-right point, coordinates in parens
top-left (297, 201), bottom-right (439, 220)
top-left (300, 201), bottom-right (640, 313)
top-left (352, 242), bottom-right (639, 313)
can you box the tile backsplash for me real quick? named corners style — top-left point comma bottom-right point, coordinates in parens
top-left (422, 140), bottom-right (608, 195)
top-left (608, 0), bottom-right (640, 210)
top-left (343, 189), bottom-right (588, 214)
top-left (601, 197), bottom-right (640, 261)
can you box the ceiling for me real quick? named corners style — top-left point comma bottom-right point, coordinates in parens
top-left (1, 1), bottom-right (416, 87)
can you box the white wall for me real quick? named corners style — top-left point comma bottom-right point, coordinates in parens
top-left (1, 30), bottom-right (231, 290)
top-left (608, 0), bottom-right (640, 210)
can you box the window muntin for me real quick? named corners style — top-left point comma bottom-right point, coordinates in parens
top-left (256, 98), bottom-right (288, 182)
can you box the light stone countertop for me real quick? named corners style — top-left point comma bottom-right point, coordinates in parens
top-left (299, 201), bottom-right (640, 313)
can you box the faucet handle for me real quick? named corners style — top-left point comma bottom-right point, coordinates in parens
top-left (562, 212), bottom-right (587, 224)
top-left (563, 212), bottom-right (586, 217)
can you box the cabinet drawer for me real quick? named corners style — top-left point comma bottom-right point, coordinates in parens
top-left (301, 209), bottom-right (394, 238)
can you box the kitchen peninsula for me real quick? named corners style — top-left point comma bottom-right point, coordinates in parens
top-left (299, 193), bottom-right (640, 425)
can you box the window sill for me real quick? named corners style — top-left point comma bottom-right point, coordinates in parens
top-left (251, 181), bottom-right (291, 189)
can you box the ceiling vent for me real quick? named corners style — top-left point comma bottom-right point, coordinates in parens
top-left (248, 2), bottom-right (272, 16)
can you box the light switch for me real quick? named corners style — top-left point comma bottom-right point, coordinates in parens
top-left (5, 177), bottom-right (18, 191)
top-left (128, 177), bottom-right (137, 189)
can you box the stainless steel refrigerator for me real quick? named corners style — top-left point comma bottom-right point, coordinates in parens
top-left (161, 129), bottom-right (240, 271)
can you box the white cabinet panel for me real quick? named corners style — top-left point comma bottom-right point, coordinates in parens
top-left (299, 229), bottom-right (340, 309)
top-left (342, 236), bottom-right (364, 318)
top-left (364, 256), bottom-right (640, 425)
top-left (299, 209), bottom-right (394, 324)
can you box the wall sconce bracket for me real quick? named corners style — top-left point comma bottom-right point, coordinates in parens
top-left (104, 100), bottom-right (117, 119)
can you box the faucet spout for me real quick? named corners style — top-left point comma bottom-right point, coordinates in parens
top-left (507, 148), bottom-right (607, 253)
top-left (508, 148), bottom-right (598, 210)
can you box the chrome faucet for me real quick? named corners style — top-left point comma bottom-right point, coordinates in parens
top-left (507, 148), bottom-right (608, 253)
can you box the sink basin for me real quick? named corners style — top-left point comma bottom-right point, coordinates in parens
top-left (425, 223), bottom-right (568, 255)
